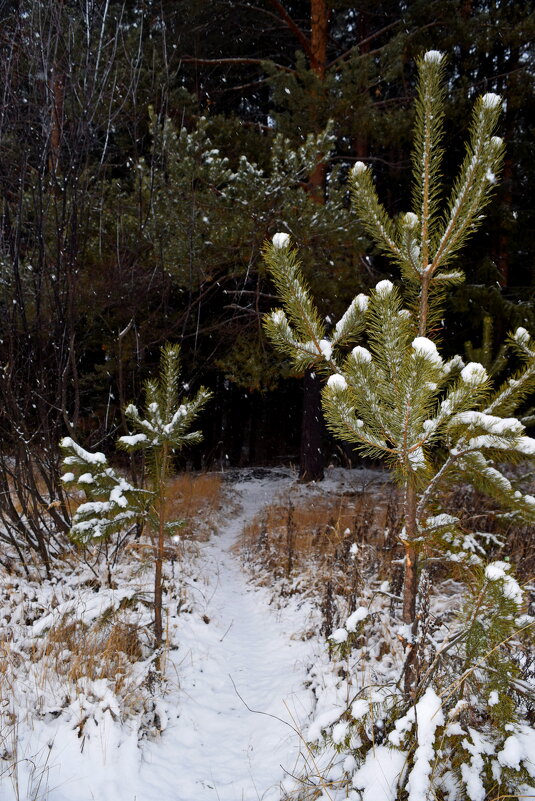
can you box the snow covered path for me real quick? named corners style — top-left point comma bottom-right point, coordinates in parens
top-left (6, 473), bottom-right (320, 801)
top-left (140, 475), bottom-right (318, 801)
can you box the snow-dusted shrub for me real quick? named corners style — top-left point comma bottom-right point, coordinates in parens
top-left (312, 563), bottom-right (534, 801)
top-left (0, 570), bottom-right (168, 797)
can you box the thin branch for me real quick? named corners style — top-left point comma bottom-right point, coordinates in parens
top-left (327, 19), bottom-right (401, 69)
top-left (220, 77), bottom-right (271, 93)
top-left (178, 56), bottom-right (296, 75)
top-left (266, 0), bottom-right (312, 60)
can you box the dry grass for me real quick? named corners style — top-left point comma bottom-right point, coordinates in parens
top-left (164, 472), bottom-right (223, 542)
top-left (64, 471), bottom-right (223, 576)
top-left (242, 487), bottom-right (401, 570)
top-left (0, 606), bottom-right (149, 732)
top-left (37, 616), bottom-right (142, 692)
top-left (0, 603), bottom-right (152, 795)
top-left (241, 484), bottom-right (402, 629)
top-left (64, 470), bottom-right (223, 535)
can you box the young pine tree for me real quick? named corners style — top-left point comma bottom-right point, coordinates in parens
top-left (62, 344), bottom-right (211, 652)
top-left (263, 51), bottom-right (535, 698)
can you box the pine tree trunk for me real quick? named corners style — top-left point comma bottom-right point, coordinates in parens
top-left (310, 0), bottom-right (329, 78)
top-left (297, 2), bottom-right (331, 481)
top-left (299, 369), bottom-right (324, 482)
top-left (402, 482), bottom-right (419, 695)
top-left (154, 445), bottom-right (168, 652)
top-left (154, 528), bottom-right (164, 648)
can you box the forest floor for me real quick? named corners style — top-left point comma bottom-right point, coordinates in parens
top-left (2, 467), bottom-right (534, 801)
top-left (0, 468), bottom-right (355, 801)
top-left (138, 471), bottom-right (322, 801)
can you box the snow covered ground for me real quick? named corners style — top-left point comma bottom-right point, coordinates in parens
top-left (1, 467), bottom-right (534, 801)
top-left (138, 474), bottom-right (321, 801)
top-left (0, 470), bottom-right (324, 801)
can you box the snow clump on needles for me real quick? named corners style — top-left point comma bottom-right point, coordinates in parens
top-left (411, 337), bottom-right (443, 366)
top-left (272, 232), bottom-right (290, 248)
top-left (481, 93), bottom-right (502, 109)
top-left (460, 362), bottom-right (488, 385)
top-left (423, 50), bottom-right (444, 63)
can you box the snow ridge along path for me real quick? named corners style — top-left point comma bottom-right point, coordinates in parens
top-left (143, 473), bottom-right (319, 801)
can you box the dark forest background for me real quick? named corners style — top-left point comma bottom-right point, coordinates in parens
top-left (0, 0), bottom-right (533, 504)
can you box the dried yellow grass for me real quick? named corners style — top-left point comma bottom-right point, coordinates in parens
top-left (240, 485), bottom-right (402, 611)
top-left (0, 605), bottom-right (149, 741)
top-left (28, 610), bottom-right (147, 719)
top-left (242, 488), bottom-right (399, 566)
top-left (40, 617), bottom-right (141, 683)
top-left (165, 472), bottom-right (223, 541)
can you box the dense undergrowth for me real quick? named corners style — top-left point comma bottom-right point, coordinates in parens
top-left (239, 471), bottom-right (535, 801)
top-left (0, 472), bottom-right (223, 796)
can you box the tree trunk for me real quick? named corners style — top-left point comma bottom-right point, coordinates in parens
top-left (310, 0), bottom-right (329, 79)
top-left (154, 445), bottom-right (168, 652)
top-left (154, 528), bottom-right (164, 649)
top-left (297, 1), bottom-right (331, 480)
top-left (402, 481), bottom-right (419, 696)
top-left (299, 369), bottom-right (325, 482)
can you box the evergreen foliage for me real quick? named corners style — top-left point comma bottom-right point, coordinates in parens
top-left (2, 1), bottom-right (534, 482)
top-left (264, 51), bottom-right (535, 798)
top-left (61, 344), bottom-right (211, 650)
top-left (140, 112), bottom-right (346, 289)
top-left (60, 439), bottom-right (148, 543)
top-left (118, 344), bottom-right (212, 468)
top-left (264, 50), bottom-right (534, 536)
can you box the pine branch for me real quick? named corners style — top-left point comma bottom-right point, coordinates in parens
top-left (266, 0), bottom-right (313, 59)
top-left (331, 293), bottom-right (369, 347)
top-left (178, 56), bottom-right (296, 76)
top-left (412, 51), bottom-right (447, 267)
top-left (322, 376), bottom-right (393, 459)
top-left (350, 163), bottom-right (405, 266)
top-left (60, 437), bottom-right (149, 543)
top-left (431, 95), bottom-right (504, 272)
top-left (263, 235), bottom-right (326, 355)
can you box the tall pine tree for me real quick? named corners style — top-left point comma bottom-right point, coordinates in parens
top-left (264, 51), bottom-right (535, 695)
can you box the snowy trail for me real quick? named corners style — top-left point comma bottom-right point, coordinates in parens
top-left (139, 476), bottom-right (318, 801)
top-left (4, 474), bottom-right (319, 801)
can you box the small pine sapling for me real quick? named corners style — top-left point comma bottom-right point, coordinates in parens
top-left (117, 344), bottom-right (212, 649)
top-left (62, 344), bottom-right (211, 653)
top-left (264, 51), bottom-right (535, 798)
